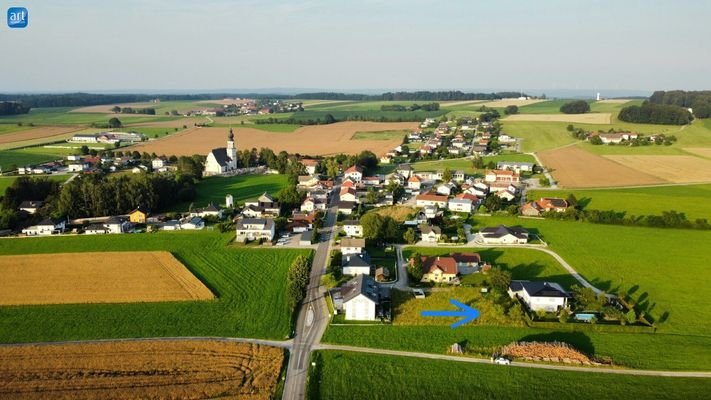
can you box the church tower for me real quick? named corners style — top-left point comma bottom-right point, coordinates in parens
top-left (227, 128), bottom-right (237, 169)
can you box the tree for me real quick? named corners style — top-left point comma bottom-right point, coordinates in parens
top-left (80, 145), bottom-right (90, 155)
top-left (566, 194), bottom-right (578, 209)
top-left (277, 185), bottom-right (303, 213)
top-left (504, 105), bottom-right (519, 115)
top-left (324, 113), bottom-right (336, 124)
top-left (472, 156), bottom-right (484, 169)
top-left (360, 213), bottom-right (385, 241)
top-left (442, 168), bottom-right (453, 183)
top-left (382, 217), bottom-right (400, 243)
top-left (111, 106), bottom-right (121, 113)
top-left (286, 255), bottom-right (312, 310)
top-left (566, 124), bottom-right (574, 132)
top-left (356, 150), bottom-right (378, 174)
top-left (571, 285), bottom-right (606, 311)
top-left (108, 117), bottom-right (122, 128)
top-left (403, 227), bottom-right (417, 244)
top-left (560, 100), bottom-right (590, 114)
top-left (484, 195), bottom-right (502, 212)
top-left (366, 187), bottom-right (378, 204)
top-left (488, 268), bottom-right (511, 291)
top-left (408, 253), bottom-right (424, 282)
top-left (457, 226), bottom-right (466, 243)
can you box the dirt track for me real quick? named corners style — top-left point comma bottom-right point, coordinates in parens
top-left (0, 340), bottom-right (284, 400)
top-left (126, 121), bottom-right (417, 157)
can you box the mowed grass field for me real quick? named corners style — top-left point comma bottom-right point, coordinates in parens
top-left (167, 174), bottom-right (288, 212)
top-left (0, 107), bottom-right (181, 125)
top-left (0, 251), bottom-right (214, 305)
top-left (0, 231), bottom-right (310, 343)
top-left (0, 340), bottom-right (284, 400)
top-left (324, 216), bottom-right (711, 370)
top-left (0, 149), bottom-right (63, 170)
top-left (309, 351), bottom-right (710, 400)
top-left (0, 175), bottom-right (69, 195)
top-left (408, 154), bottom-right (537, 174)
top-left (528, 184), bottom-right (711, 220)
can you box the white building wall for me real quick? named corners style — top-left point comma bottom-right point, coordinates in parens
top-left (344, 295), bottom-right (376, 321)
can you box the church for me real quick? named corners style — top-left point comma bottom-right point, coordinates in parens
top-left (204, 128), bottom-right (238, 176)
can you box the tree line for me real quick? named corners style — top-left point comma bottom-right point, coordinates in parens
top-left (649, 90), bottom-right (711, 119)
top-left (560, 100), bottom-right (590, 114)
top-left (0, 101), bottom-right (30, 115)
top-left (618, 102), bottom-right (693, 125)
top-left (380, 103), bottom-right (440, 112)
top-left (112, 106), bottom-right (156, 115)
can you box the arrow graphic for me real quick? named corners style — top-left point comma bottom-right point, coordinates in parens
top-left (421, 298), bottom-right (480, 328)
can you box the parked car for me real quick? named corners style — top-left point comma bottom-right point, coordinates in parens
top-left (493, 357), bottom-right (510, 365)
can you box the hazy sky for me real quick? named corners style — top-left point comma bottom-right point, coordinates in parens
top-left (1, 0), bottom-right (710, 93)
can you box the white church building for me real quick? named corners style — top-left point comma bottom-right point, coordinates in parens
top-left (204, 128), bottom-right (238, 176)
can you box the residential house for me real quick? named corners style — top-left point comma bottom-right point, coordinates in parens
top-left (341, 237), bottom-right (365, 255)
top-left (415, 193), bottom-right (448, 208)
top-left (448, 195), bottom-right (475, 213)
top-left (339, 187), bottom-right (358, 203)
top-left (235, 218), bottom-right (275, 242)
top-left (597, 132), bottom-right (639, 144)
top-left (85, 216), bottom-right (131, 234)
top-left (162, 220), bottom-right (181, 231)
top-left (301, 159), bottom-right (320, 175)
top-left (298, 175), bottom-right (320, 188)
top-left (407, 175), bottom-right (422, 191)
top-left (180, 216), bottom-right (205, 230)
top-left (68, 163), bottom-right (89, 172)
top-left (418, 255), bottom-right (458, 284)
top-left (485, 169), bottom-right (521, 184)
top-left (337, 201), bottom-right (356, 215)
top-left (453, 170), bottom-right (466, 182)
top-left (18, 200), bottom-right (43, 214)
top-left (423, 205), bottom-right (440, 219)
top-left (338, 274), bottom-right (389, 321)
top-left (362, 176), bottom-right (382, 186)
top-left (244, 193), bottom-right (281, 216)
top-left (479, 225), bottom-right (529, 244)
top-left (508, 280), bottom-right (570, 312)
top-left (498, 134), bottom-right (517, 144)
top-left (342, 220), bottom-right (363, 237)
top-left (495, 189), bottom-right (517, 202)
top-left (128, 206), bottom-right (149, 224)
top-left (190, 203), bottom-right (223, 219)
top-left (396, 164), bottom-right (413, 179)
top-left (497, 161), bottom-right (534, 173)
top-left (436, 182), bottom-right (457, 196)
top-left (452, 252), bottom-right (481, 268)
top-left (151, 158), bottom-right (165, 169)
top-left (342, 253), bottom-right (371, 276)
top-left (420, 224), bottom-right (442, 243)
top-left (22, 217), bottom-right (66, 236)
top-left (344, 165), bottom-right (364, 183)
top-left (521, 198), bottom-right (568, 216)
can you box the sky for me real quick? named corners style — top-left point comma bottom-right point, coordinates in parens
top-left (1, 0), bottom-right (710, 94)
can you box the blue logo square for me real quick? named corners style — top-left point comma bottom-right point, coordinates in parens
top-left (7, 7), bottom-right (28, 28)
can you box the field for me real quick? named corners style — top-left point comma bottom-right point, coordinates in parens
top-left (409, 154), bottom-right (537, 175)
top-left (0, 340), bottom-right (283, 400)
top-left (0, 108), bottom-right (180, 126)
top-left (0, 232), bottom-right (309, 343)
top-left (0, 126), bottom-right (82, 146)
top-left (475, 99), bottom-right (547, 108)
top-left (0, 149), bottom-right (63, 170)
top-left (504, 113), bottom-right (611, 124)
top-left (527, 184), bottom-right (711, 220)
top-left (538, 146), bottom-right (664, 187)
top-left (0, 175), bottom-right (69, 196)
top-left (605, 155), bottom-right (711, 183)
top-left (126, 121), bottom-right (417, 157)
top-left (502, 121), bottom-right (582, 152)
top-left (351, 129), bottom-right (409, 140)
top-left (0, 251), bottom-right (214, 305)
top-left (309, 351), bottom-right (710, 400)
top-left (168, 174), bottom-right (288, 212)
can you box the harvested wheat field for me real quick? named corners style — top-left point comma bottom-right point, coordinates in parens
top-left (504, 113), bottom-right (611, 124)
top-left (476, 99), bottom-right (546, 108)
top-left (683, 147), bottom-right (711, 159)
top-left (0, 251), bottom-right (214, 305)
top-left (127, 121), bottom-right (417, 157)
top-left (605, 155), bottom-right (711, 183)
top-left (0, 126), bottom-right (83, 145)
top-left (538, 146), bottom-right (664, 188)
top-left (0, 340), bottom-right (283, 400)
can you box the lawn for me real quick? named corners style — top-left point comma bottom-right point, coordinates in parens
top-left (309, 351), bottom-right (711, 400)
top-left (527, 184), bottom-right (711, 220)
top-left (167, 174), bottom-right (288, 212)
top-left (502, 121), bottom-right (582, 152)
top-left (409, 154), bottom-right (536, 174)
top-left (0, 174), bottom-right (69, 196)
top-left (0, 231), bottom-right (310, 343)
top-left (0, 149), bottom-right (63, 170)
top-left (351, 130), bottom-right (409, 141)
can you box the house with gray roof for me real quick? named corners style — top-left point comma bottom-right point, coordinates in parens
top-left (508, 280), bottom-right (570, 312)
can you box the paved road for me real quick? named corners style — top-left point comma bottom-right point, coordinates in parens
top-left (314, 344), bottom-right (711, 378)
top-left (282, 182), bottom-right (340, 400)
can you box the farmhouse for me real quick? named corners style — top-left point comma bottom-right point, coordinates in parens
top-left (521, 197), bottom-right (568, 216)
top-left (235, 218), bottom-right (275, 242)
top-left (508, 280), bottom-right (570, 312)
top-left (597, 132), bottom-right (639, 144)
top-left (204, 128), bottom-right (238, 176)
top-left (420, 224), bottom-right (442, 243)
top-left (341, 238), bottom-right (365, 255)
top-left (22, 217), bottom-right (66, 236)
top-left (128, 206), bottom-right (149, 224)
top-left (18, 200), bottom-right (43, 214)
top-left (497, 161), bottom-right (534, 173)
top-left (479, 225), bottom-right (529, 244)
top-left (342, 253), bottom-right (372, 276)
top-left (415, 193), bottom-right (448, 208)
top-left (335, 274), bottom-right (390, 321)
top-left (418, 255), bottom-right (458, 284)
top-left (344, 165), bottom-right (364, 183)
top-left (342, 220), bottom-right (363, 237)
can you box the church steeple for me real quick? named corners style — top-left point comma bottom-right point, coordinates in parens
top-left (228, 127), bottom-right (234, 141)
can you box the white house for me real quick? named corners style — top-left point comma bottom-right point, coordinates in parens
top-left (235, 218), bottom-right (275, 242)
top-left (301, 159), bottom-right (319, 175)
top-left (448, 197), bottom-right (474, 213)
top-left (344, 165), bottom-right (363, 183)
top-left (68, 163), bottom-right (89, 172)
top-left (18, 200), bottom-right (43, 214)
top-left (22, 217), bottom-right (66, 236)
top-left (341, 274), bottom-right (383, 321)
top-left (420, 224), bottom-right (442, 243)
top-left (436, 182), bottom-right (457, 196)
top-left (415, 194), bottom-right (448, 208)
top-left (151, 158), bottom-right (166, 169)
top-left (342, 254), bottom-right (371, 276)
top-left (497, 161), bottom-right (534, 173)
top-left (85, 216), bottom-right (131, 234)
top-left (479, 225), bottom-right (529, 244)
top-left (495, 189), bottom-right (517, 202)
top-left (180, 216), bottom-right (205, 230)
top-left (508, 280), bottom-right (570, 312)
top-left (190, 203), bottom-right (223, 219)
top-left (342, 220), bottom-right (363, 237)
top-left (396, 164), bottom-right (413, 179)
top-left (341, 238), bottom-right (365, 255)
top-left (204, 128), bottom-right (238, 176)
top-left (339, 188), bottom-right (358, 203)
top-left (407, 175), bottom-right (422, 191)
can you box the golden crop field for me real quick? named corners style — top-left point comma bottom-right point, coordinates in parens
top-left (0, 340), bottom-right (284, 400)
top-left (0, 126), bottom-right (83, 145)
top-left (0, 251), bottom-right (214, 305)
top-left (605, 155), bottom-right (711, 183)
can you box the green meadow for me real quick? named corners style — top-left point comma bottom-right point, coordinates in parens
top-left (0, 149), bottom-right (62, 170)
top-left (0, 231), bottom-right (310, 343)
top-left (309, 351), bottom-right (711, 400)
top-left (409, 154), bottom-right (536, 174)
top-left (351, 130), bottom-right (409, 140)
top-left (0, 175), bottom-right (69, 195)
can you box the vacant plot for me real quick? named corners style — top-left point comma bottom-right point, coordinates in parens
top-left (538, 146), bottom-right (663, 188)
top-left (504, 113), bottom-right (611, 124)
top-left (310, 351), bottom-right (711, 400)
top-left (127, 121), bottom-right (417, 157)
top-left (0, 340), bottom-right (283, 400)
top-left (604, 155), bottom-right (711, 183)
top-left (0, 126), bottom-right (82, 145)
top-left (0, 251), bottom-right (214, 305)
top-left (368, 205), bottom-right (415, 222)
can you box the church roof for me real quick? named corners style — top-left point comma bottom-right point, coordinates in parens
top-left (209, 148), bottom-right (232, 167)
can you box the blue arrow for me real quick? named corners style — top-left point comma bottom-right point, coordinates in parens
top-left (421, 298), bottom-right (480, 328)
